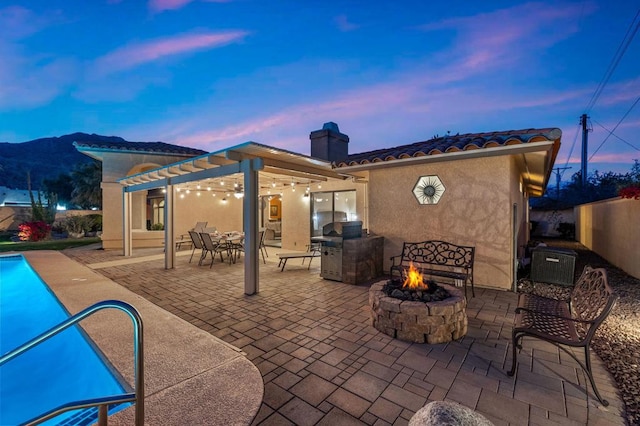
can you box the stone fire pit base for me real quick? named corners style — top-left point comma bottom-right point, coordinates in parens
top-left (369, 281), bottom-right (467, 344)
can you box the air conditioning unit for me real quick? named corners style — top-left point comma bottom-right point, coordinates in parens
top-left (531, 247), bottom-right (577, 286)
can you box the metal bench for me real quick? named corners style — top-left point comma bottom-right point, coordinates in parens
top-left (507, 265), bottom-right (617, 406)
top-left (276, 250), bottom-right (320, 271)
top-left (389, 240), bottom-right (475, 298)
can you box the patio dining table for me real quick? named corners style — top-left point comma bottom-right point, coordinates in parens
top-left (210, 232), bottom-right (244, 264)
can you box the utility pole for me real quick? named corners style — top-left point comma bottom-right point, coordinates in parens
top-left (552, 167), bottom-right (572, 200)
top-left (580, 114), bottom-right (590, 186)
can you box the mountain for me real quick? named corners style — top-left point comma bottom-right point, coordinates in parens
top-left (0, 133), bottom-right (126, 190)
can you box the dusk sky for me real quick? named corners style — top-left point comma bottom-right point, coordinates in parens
top-left (1, 1), bottom-right (639, 181)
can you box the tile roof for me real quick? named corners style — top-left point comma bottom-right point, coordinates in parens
top-left (73, 140), bottom-right (207, 156)
top-left (335, 128), bottom-right (561, 167)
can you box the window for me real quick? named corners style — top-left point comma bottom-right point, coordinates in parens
top-left (310, 190), bottom-right (356, 236)
top-left (146, 189), bottom-right (165, 230)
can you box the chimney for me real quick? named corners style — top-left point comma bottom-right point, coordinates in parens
top-left (310, 122), bottom-right (349, 163)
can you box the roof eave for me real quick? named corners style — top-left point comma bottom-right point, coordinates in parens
top-left (73, 142), bottom-right (201, 161)
top-left (335, 141), bottom-right (559, 196)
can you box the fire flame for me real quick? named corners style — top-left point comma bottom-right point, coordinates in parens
top-left (403, 262), bottom-right (428, 290)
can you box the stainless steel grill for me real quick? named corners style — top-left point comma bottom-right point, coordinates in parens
top-left (319, 221), bottom-right (362, 281)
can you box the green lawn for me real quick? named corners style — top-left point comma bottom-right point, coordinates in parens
top-left (0, 237), bottom-right (102, 253)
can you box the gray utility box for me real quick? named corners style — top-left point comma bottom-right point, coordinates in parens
top-left (531, 246), bottom-right (578, 286)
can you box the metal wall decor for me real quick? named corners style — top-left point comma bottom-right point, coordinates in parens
top-left (412, 175), bottom-right (445, 204)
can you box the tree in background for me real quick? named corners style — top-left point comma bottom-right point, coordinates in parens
top-left (558, 160), bottom-right (640, 205)
top-left (71, 161), bottom-right (102, 209)
top-left (531, 160), bottom-right (640, 209)
top-left (43, 173), bottom-right (74, 208)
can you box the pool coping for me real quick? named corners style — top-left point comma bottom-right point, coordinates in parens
top-left (19, 251), bottom-right (263, 425)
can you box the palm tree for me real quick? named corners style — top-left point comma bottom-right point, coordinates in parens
top-left (71, 161), bottom-right (102, 209)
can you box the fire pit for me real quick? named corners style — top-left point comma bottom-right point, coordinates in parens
top-left (369, 263), bottom-right (467, 344)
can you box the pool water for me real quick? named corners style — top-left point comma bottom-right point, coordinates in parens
top-left (0, 254), bottom-right (130, 425)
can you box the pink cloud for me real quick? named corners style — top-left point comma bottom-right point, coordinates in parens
top-left (419, 2), bottom-right (596, 73)
top-left (149, 0), bottom-right (229, 13)
top-left (0, 56), bottom-right (77, 109)
top-left (334, 15), bottom-right (360, 32)
top-left (0, 5), bottom-right (64, 40)
top-left (595, 77), bottom-right (640, 107)
top-left (161, 77), bottom-right (431, 151)
top-left (149, 0), bottom-right (194, 12)
top-left (94, 31), bottom-right (248, 75)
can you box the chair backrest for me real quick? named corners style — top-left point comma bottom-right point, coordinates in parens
top-left (199, 232), bottom-right (218, 250)
top-left (193, 222), bottom-right (208, 233)
top-left (188, 231), bottom-right (204, 249)
top-left (203, 226), bottom-right (217, 234)
top-left (570, 266), bottom-right (617, 339)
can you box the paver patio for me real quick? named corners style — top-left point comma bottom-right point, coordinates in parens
top-left (65, 246), bottom-right (625, 425)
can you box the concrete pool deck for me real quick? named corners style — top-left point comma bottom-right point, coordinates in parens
top-left (20, 250), bottom-right (263, 425)
top-left (57, 245), bottom-right (626, 426)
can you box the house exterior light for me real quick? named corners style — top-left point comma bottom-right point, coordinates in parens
top-left (413, 175), bottom-right (445, 205)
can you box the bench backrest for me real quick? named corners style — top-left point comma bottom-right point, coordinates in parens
top-left (400, 240), bottom-right (474, 269)
top-left (570, 266), bottom-right (617, 339)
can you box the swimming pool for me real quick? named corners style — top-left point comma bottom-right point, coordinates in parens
top-left (0, 254), bottom-right (131, 425)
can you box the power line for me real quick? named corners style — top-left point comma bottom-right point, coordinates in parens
top-left (589, 95), bottom-right (640, 161)
top-left (592, 118), bottom-right (640, 151)
top-left (584, 8), bottom-right (640, 113)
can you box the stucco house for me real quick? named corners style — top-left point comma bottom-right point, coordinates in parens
top-left (75, 123), bottom-right (560, 295)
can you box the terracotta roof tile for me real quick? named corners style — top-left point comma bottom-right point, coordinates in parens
top-left (336, 128), bottom-right (561, 167)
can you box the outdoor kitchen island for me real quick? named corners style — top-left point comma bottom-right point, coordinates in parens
top-left (316, 221), bottom-right (384, 285)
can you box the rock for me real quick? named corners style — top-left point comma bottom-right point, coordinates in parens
top-left (391, 289), bottom-right (405, 299)
top-left (409, 401), bottom-right (494, 426)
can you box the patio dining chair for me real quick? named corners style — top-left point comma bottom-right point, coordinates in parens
top-left (231, 237), bottom-right (244, 264)
top-left (259, 230), bottom-right (268, 264)
top-left (200, 232), bottom-right (227, 267)
top-left (188, 231), bottom-right (206, 264)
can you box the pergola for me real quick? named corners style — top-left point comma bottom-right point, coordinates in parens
top-left (117, 141), bottom-right (355, 295)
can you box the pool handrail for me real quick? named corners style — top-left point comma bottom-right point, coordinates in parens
top-left (0, 299), bottom-right (144, 426)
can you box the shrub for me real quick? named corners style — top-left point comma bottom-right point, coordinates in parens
top-left (556, 222), bottom-right (575, 239)
top-left (619, 185), bottom-right (640, 200)
top-left (60, 216), bottom-right (93, 234)
top-left (18, 221), bottom-right (51, 242)
top-left (86, 214), bottom-right (103, 232)
top-left (150, 223), bottom-right (164, 231)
